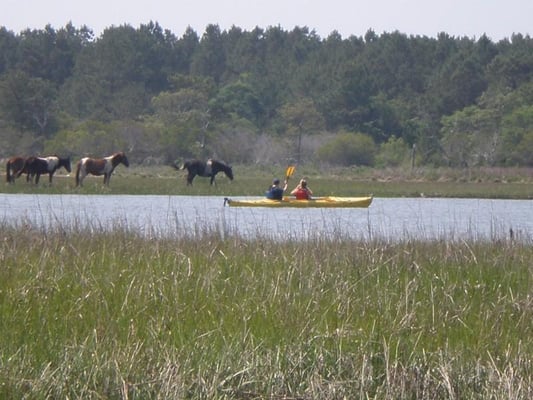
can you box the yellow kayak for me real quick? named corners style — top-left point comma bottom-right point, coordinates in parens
top-left (224, 196), bottom-right (373, 208)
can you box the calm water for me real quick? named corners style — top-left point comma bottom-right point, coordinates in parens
top-left (1, 194), bottom-right (531, 242)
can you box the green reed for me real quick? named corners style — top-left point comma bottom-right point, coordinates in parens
top-left (0, 224), bottom-right (532, 398)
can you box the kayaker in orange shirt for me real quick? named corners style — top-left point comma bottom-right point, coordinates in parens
top-left (291, 178), bottom-right (313, 200)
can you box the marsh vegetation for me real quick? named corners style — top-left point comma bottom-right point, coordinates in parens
top-left (2, 165), bottom-right (533, 199)
top-left (1, 222), bottom-right (531, 398)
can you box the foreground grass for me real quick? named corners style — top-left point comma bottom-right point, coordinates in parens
top-left (1, 165), bottom-right (533, 198)
top-left (1, 225), bottom-right (532, 398)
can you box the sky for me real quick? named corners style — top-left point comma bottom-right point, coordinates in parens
top-left (3, 0), bottom-right (532, 41)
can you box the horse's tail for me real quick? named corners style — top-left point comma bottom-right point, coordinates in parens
top-left (75, 160), bottom-right (82, 186)
top-left (170, 161), bottom-right (183, 171)
top-left (15, 158), bottom-right (29, 179)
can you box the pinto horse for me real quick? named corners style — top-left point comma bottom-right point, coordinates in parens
top-left (6, 156), bottom-right (29, 183)
top-left (75, 152), bottom-right (129, 186)
top-left (174, 158), bottom-right (234, 185)
top-left (19, 155), bottom-right (71, 184)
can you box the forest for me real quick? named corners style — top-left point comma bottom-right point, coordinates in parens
top-left (0, 21), bottom-right (532, 168)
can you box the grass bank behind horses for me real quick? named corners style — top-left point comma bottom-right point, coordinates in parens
top-left (1, 224), bottom-right (532, 398)
top-left (2, 165), bottom-right (533, 198)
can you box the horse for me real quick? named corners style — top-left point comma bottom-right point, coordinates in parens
top-left (6, 156), bottom-right (29, 183)
top-left (174, 159), bottom-right (234, 186)
top-left (19, 155), bottom-right (72, 184)
top-left (75, 152), bottom-right (129, 186)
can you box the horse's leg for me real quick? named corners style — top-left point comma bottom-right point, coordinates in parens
top-left (49, 172), bottom-right (53, 184)
top-left (7, 164), bottom-right (14, 183)
top-left (76, 163), bottom-right (89, 187)
top-left (75, 164), bottom-right (81, 186)
top-left (187, 173), bottom-right (194, 185)
top-left (6, 162), bottom-right (11, 183)
top-left (35, 173), bottom-right (41, 184)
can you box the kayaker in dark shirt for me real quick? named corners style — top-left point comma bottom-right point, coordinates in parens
top-left (266, 178), bottom-right (287, 200)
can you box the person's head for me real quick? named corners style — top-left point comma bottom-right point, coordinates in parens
top-left (273, 178), bottom-right (280, 186)
top-left (300, 179), bottom-right (307, 188)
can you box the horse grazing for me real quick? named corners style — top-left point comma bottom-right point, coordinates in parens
top-left (6, 156), bottom-right (29, 183)
top-left (75, 152), bottom-right (129, 186)
top-left (174, 158), bottom-right (234, 185)
top-left (19, 155), bottom-right (71, 184)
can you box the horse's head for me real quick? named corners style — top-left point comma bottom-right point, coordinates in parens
top-left (122, 153), bottom-right (130, 167)
top-left (114, 152), bottom-right (129, 167)
top-left (60, 157), bottom-right (72, 173)
top-left (215, 161), bottom-right (233, 180)
top-left (226, 165), bottom-right (234, 180)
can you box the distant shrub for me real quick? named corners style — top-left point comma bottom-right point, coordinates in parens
top-left (317, 132), bottom-right (376, 166)
top-left (376, 136), bottom-right (410, 167)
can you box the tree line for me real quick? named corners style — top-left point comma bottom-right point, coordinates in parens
top-left (0, 21), bottom-right (532, 167)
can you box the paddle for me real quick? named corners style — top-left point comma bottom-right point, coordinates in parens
top-left (285, 165), bottom-right (296, 182)
top-left (282, 165), bottom-right (296, 200)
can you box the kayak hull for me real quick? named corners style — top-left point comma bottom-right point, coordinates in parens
top-left (224, 196), bottom-right (373, 208)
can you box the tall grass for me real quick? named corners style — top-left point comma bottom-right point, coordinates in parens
top-left (1, 224), bottom-right (532, 398)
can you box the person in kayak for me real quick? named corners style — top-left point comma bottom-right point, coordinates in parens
top-left (266, 178), bottom-right (287, 200)
top-left (291, 179), bottom-right (313, 200)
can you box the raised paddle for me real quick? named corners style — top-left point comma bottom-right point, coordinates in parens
top-left (285, 165), bottom-right (296, 182)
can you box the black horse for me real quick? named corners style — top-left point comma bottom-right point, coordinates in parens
top-left (19, 155), bottom-right (72, 184)
top-left (174, 159), bottom-right (234, 185)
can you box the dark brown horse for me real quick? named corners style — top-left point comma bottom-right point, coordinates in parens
top-left (75, 152), bottom-right (129, 186)
top-left (19, 155), bottom-right (71, 184)
top-left (173, 159), bottom-right (233, 185)
top-left (6, 156), bottom-right (29, 183)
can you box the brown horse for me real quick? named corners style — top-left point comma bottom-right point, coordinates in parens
top-left (75, 152), bottom-right (129, 186)
top-left (6, 156), bottom-right (29, 183)
top-left (19, 155), bottom-right (71, 184)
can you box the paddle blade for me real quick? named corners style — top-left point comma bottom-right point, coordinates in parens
top-left (286, 165), bottom-right (296, 179)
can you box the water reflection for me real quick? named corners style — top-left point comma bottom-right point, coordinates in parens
top-left (1, 194), bottom-right (531, 242)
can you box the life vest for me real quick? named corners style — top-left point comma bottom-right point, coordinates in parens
top-left (294, 188), bottom-right (310, 200)
top-left (266, 186), bottom-right (284, 200)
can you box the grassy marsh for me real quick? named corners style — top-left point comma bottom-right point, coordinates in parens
top-left (2, 165), bottom-right (533, 198)
top-left (1, 225), bottom-right (532, 398)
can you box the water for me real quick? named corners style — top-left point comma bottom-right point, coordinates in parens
top-left (1, 194), bottom-right (531, 242)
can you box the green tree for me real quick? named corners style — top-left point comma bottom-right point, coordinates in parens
top-left (151, 75), bottom-right (214, 160)
top-left (0, 27), bottom-right (17, 74)
top-left (426, 41), bottom-right (488, 117)
top-left (174, 26), bottom-right (199, 74)
top-left (208, 75), bottom-right (264, 126)
top-left (486, 34), bottom-right (533, 90)
top-left (0, 70), bottom-right (58, 135)
top-left (15, 24), bottom-right (91, 85)
top-left (317, 131), bottom-right (376, 166)
top-left (440, 105), bottom-right (501, 166)
top-left (500, 105), bottom-right (533, 165)
top-left (279, 97), bottom-right (325, 163)
top-left (376, 136), bottom-right (410, 167)
top-left (191, 24), bottom-right (226, 83)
